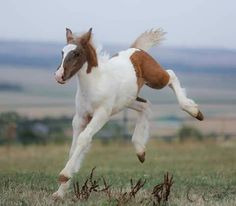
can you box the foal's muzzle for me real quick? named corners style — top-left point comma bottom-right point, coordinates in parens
top-left (55, 71), bottom-right (66, 84)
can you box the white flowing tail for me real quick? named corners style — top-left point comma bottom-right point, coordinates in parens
top-left (131, 28), bottom-right (166, 52)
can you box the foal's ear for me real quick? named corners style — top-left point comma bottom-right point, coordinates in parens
top-left (80, 28), bottom-right (97, 73)
top-left (66, 28), bottom-right (73, 43)
top-left (81, 28), bottom-right (93, 45)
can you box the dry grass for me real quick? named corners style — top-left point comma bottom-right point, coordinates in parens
top-left (72, 167), bottom-right (173, 205)
top-left (0, 140), bottom-right (236, 205)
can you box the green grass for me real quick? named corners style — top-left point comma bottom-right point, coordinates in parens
top-left (0, 140), bottom-right (236, 205)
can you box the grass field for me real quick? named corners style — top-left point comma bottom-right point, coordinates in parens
top-left (0, 140), bottom-right (236, 205)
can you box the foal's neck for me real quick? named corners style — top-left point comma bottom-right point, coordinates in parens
top-left (76, 61), bottom-right (101, 93)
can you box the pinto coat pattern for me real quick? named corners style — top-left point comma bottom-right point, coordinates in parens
top-left (53, 28), bottom-right (204, 199)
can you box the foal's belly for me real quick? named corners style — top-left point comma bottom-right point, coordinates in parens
top-left (110, 78), bottom-right (138, 115)
top-left (106, 49), bottom-right (140, 115)
top-left (111, 95), bottom-right (136, 115)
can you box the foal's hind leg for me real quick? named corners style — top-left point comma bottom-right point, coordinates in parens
top-left (166, 70), bottom-right (204, 120)
top-left (128, 99), bottom-right (151, 163)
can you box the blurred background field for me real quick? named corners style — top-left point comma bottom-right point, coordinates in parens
top-left (0, 43), bottom-right (236, 142)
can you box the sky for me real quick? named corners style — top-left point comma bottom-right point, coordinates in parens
top-left (0, 0), bottom-right (236, 49)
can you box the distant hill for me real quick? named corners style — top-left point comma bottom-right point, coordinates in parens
top-left (0, 41), bottom-right (62, 68)
top-left (0, 40), bottom-right (236, 74)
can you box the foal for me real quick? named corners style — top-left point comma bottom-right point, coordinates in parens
top-left (53, 28), bottom-right (204, 198)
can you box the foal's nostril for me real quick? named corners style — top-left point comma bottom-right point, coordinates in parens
top-left (61, 74), bottom-right (65, 81)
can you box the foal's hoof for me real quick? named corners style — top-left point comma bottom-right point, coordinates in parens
top-left (137, 152), bottom-right (145, 163)
top-left (52, 191), bottom-right (63, 201)
top-left (195, 111), bottom-right (204, 121)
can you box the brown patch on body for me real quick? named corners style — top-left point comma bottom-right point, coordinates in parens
top-left (58, 174), bottom-right (70, 183)
top-left (81, 114), bottom-right (92, 130)
top-left (130, 50), bottom-right (170, 91)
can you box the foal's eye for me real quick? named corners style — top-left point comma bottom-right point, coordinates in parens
top-left (74, 51), bottom-right (80, 56)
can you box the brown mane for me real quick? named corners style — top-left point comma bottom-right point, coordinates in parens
top-left (76, 29), bottom-right (98, 73)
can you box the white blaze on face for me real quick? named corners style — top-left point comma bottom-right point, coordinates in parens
top-left (55, 44), bottom-right (77, 84)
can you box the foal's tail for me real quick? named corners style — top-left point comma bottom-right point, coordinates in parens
top-left (130, 28), bottom-right (166, 52)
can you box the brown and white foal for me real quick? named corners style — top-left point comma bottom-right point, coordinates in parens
top-left (53, 28), bottom-right (204, 199)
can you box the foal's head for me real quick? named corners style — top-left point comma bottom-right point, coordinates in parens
top-left (55, 28), bottom-right (98, 84)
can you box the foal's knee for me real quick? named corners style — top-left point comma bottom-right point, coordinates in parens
top-left (76, 132), bottom-right (92, 147)
top-left (72, 114), bottom-right (80, 130)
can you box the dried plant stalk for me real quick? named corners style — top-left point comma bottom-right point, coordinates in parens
top-left (73, 168), bottom-right (174, 206)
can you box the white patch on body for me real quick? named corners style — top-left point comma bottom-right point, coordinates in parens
top-left (55, 44), bottom-right (77, 84)
top-left (75, 48), bottom-right (140, 115)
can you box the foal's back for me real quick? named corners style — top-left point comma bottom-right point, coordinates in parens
top-left (110, 48), bottom-right (170, 92)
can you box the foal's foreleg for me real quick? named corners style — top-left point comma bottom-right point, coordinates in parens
top-left (52, 114), bottom-right (90, 199)
top-left (69, 115), bottom-right (84, 158)
top-left (166, 70), bottom-right (204, 120)
top-left (128, 100), bottom-right (151, 163)
top-left (53, 107), bottom-right (110, 199)
top-left (69, 114), bottom-right (91, 158)
top-left (60, 108), bottom-right (110, 177)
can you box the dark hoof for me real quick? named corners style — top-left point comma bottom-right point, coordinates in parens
top-left (58, 174), bottom-right (70, 183)
top-left (137, 152), bottom-right (145, 163)
top-left (196, 111), bottom-right (204, 121)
